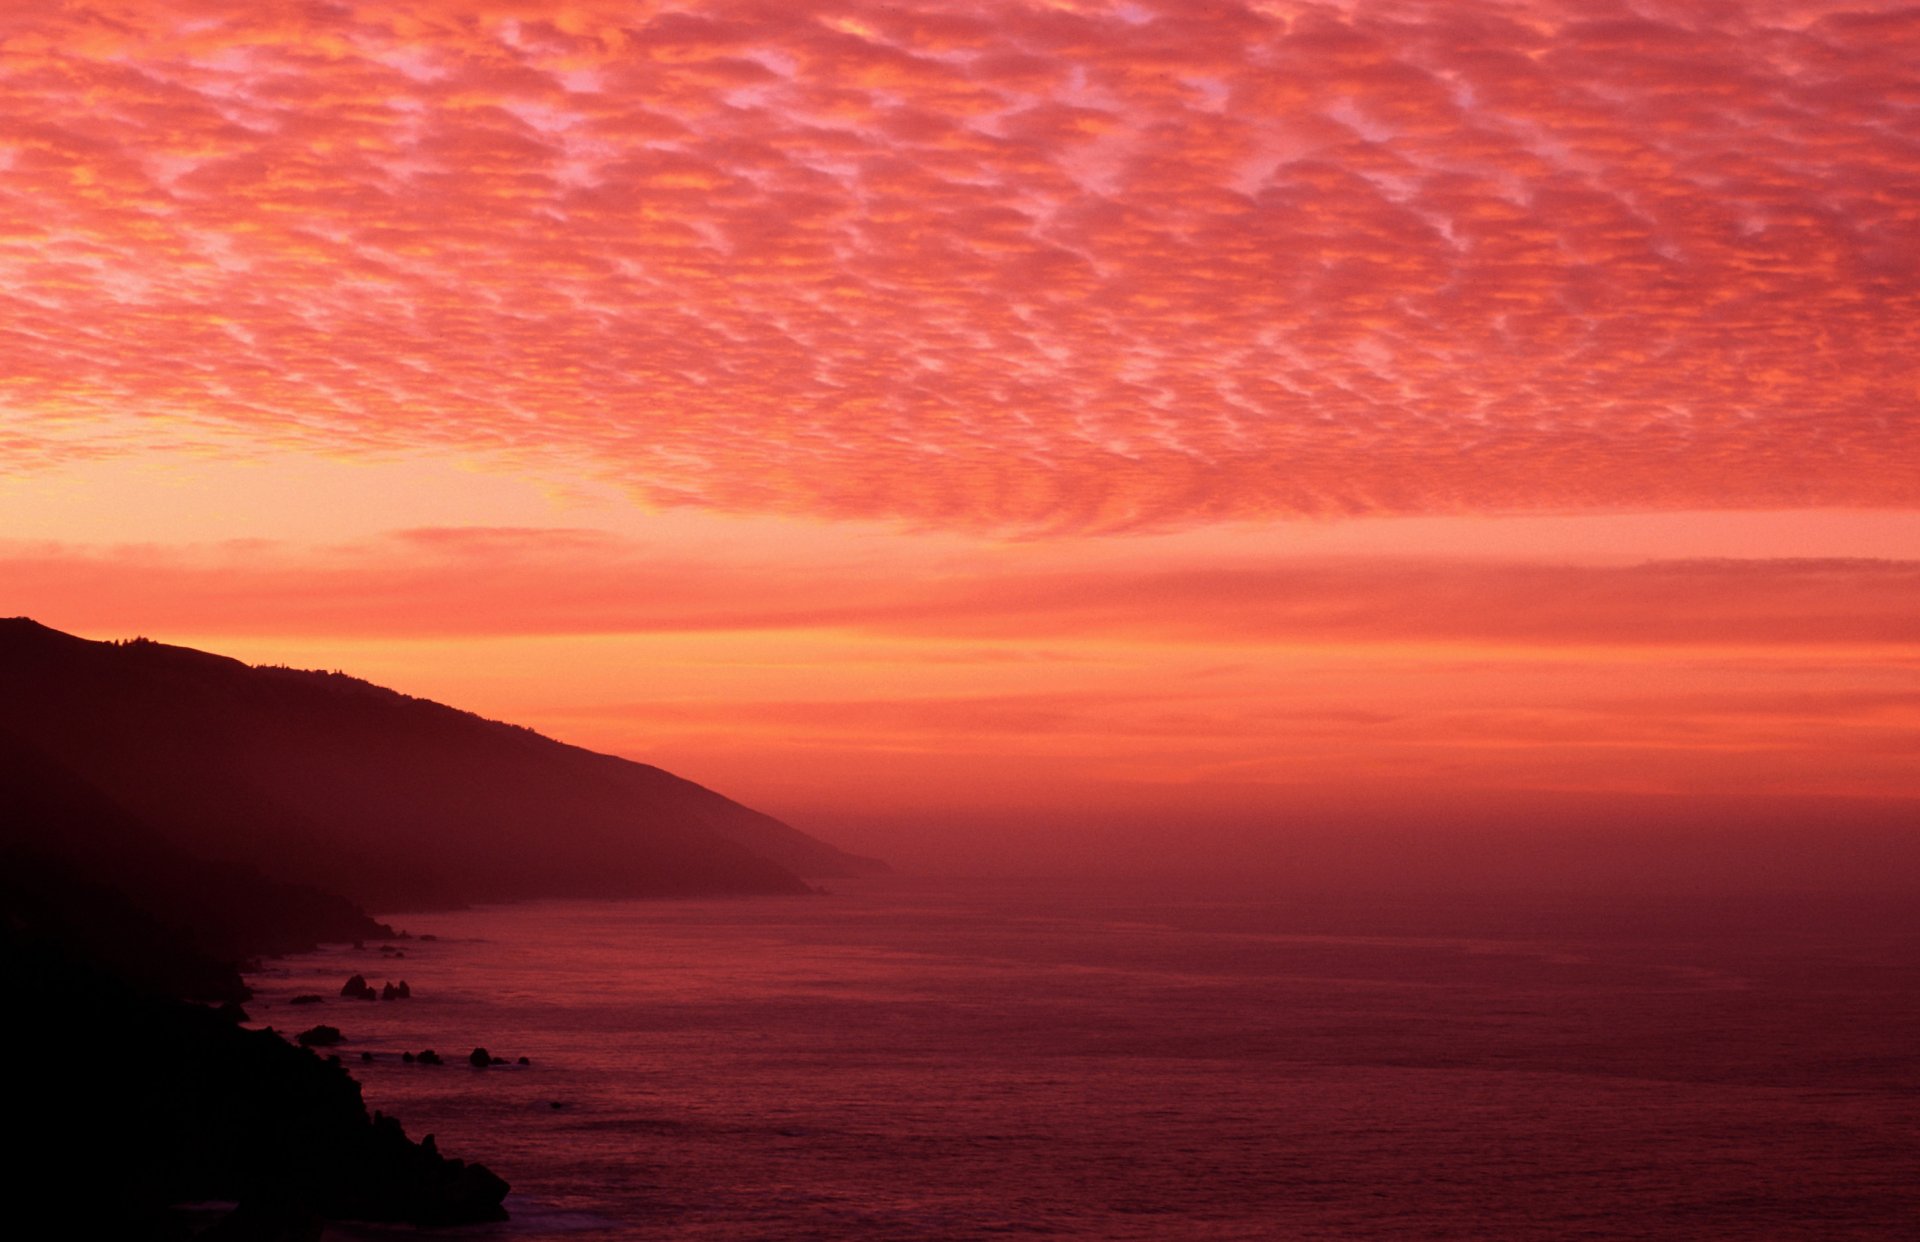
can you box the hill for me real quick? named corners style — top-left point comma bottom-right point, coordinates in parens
top-left (0, 618), bottom-right (884, 910)
top-left (0, 732), bottom-right (511, 1233)
top-left (0, 731), bottom-right (393, 986)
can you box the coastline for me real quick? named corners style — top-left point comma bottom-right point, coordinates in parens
top-left (244, 880), bottom-right (1920, 1241)
top-left (0, 844), bottom-right (513, 1238)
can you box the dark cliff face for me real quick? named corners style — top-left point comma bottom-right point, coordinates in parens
top-left (0, 735), bottom-right (393, 976)
top-left (2, 855), bottom-right (510, 1234)
top-left (0, 737), bottom-right (510, 1233)
top-left (0, 618), bottom-right (881, 910)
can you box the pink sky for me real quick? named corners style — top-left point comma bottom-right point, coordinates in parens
top-left (3, 1), bottom-right (1915, 869)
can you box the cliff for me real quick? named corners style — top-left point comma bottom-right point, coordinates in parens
top-left (0, 736), bottom-right (509, 1235)
top-left (0, 618), bottom-right (884, 911)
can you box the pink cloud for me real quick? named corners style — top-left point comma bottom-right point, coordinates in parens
top-left (0, 1), bottom-right (1915, 528)
top-left (3, 530), bottom-right (1915, 647)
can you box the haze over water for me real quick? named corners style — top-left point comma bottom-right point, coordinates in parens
top-left (251, 877), bottom-right (1920, 1241)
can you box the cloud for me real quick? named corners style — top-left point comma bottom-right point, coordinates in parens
top-left (4, 529), bottom-right (1915, 647)
top-left (8, 526), bottom-right (1911, 809)
top-left (1, 1), bottom-right (1917, 529)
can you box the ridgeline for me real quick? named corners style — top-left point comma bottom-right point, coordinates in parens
top-left (0, 618), bottom-right (884, 911)
top-left (0, 618), bottom-right (886, 1235)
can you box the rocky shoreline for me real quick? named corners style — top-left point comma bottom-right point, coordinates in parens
top-left (3, 858), bottom-right (513, 1239)
top-left (2, 737), bottom-right (512, 1239)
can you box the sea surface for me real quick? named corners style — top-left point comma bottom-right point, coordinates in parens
top-left (245, 877), bottom-right (1920, 1240)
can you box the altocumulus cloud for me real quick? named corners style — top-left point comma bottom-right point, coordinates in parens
top-left (1, 0), bottom-right (1916, 529)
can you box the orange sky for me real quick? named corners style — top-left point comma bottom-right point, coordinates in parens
top-left (3, 1), bottom-right (1916, 871)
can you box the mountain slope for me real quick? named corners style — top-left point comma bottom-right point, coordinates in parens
top-left (0, 618), bottom-right (884, 909)
top-left (0, 731), bottom-right (512, 1231)
top-left (0, 731), bottom-right (393, 993)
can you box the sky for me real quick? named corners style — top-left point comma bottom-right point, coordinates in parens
top-left (3, 0), bottom-right (1916, 877)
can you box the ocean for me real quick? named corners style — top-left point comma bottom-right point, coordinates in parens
top-left (243, 877), bottom-right (1920, 1240)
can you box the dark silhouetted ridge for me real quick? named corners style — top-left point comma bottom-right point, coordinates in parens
top-left (0, 729), bottom-right (510, 1235)
top-left (0, 618), bottom-right (885, 911)
top-left (0, 732), bottom-right (392, 977)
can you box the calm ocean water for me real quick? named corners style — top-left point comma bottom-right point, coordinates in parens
top-left (245, 877), bottom-right (1920, 1240)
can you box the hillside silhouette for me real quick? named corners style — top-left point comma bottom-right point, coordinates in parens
top-left (0, 731), bottom-right (511, 1233)
top-left (0, 732), bottom-right (391, 997)
top-left (0, 618), bottom-right (884, 910)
